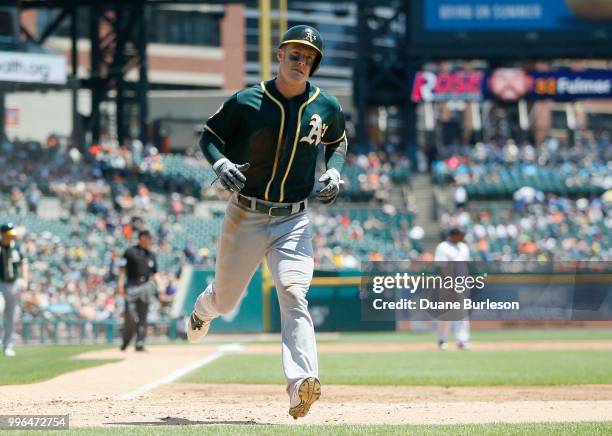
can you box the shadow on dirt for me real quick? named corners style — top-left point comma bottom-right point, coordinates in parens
top-left (109, 416), bottom-right (268, 426)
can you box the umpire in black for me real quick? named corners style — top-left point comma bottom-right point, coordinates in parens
top-left (117, 230), bottom-right (160, 351)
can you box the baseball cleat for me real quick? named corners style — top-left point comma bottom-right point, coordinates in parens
top-left (438, 340), bottom-right (448, 351)
top-left (186, 311), bottom-right (210, 343)
top-left (458, 341), bottom-right (471, 350)
top-left (289, 377), bottom-right (321, 419)
top-left (3, 347), bottom-right (16, 357)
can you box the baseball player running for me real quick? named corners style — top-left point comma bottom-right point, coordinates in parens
top-left (186, 25), bottom-right (347, 419)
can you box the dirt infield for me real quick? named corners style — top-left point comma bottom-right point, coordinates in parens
top-left (1, 341), bottom-right (612, 427)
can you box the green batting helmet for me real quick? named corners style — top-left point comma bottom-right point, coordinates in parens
top-left (279, 25), bottom-right (323, 76)
top-left (1, 223), bottom-right (16, 236)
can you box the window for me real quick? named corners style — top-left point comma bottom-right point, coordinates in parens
top-left (148, 7), bottom-right (221, 47)
top-left (0, 7), bottom-right (17, 39)
top-left (37, 8), bottom-right (90, 39)
top-left (588, 113), bottom-right (612, 134)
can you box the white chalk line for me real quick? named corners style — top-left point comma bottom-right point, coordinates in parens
top-left (118, 343), bottom-right (244, 401)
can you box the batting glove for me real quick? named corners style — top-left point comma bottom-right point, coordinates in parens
top-left (316, 168), bottom-right (342, 204)
top-left (212, 158), bottom-right (250, 193)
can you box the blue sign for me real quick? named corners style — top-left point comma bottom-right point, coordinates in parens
top-left (529, 70), bottom-right (612, 101)
top-left (425, 0), bottom-right (612, 31)
top-left (481, 69), bottom-right (612, 102)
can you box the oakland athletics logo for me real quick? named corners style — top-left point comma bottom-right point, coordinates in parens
top-left (304, 28), bottom-right (316, 42)
top-left (300, 114), bottom-right (328, 146)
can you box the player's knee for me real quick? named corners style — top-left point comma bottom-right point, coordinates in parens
top-left (280, 284), bottom-right (308, 306)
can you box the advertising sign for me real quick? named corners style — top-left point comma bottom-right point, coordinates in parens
top-left (0, 52), bottom-right (67, 85)
top-left (410, 0), bottom-right (612, 57)
top-left (424, 0), bottom-right (612, 31)
top-left (529, 71), bottom-right (612, 101)
top-left (411, 69), bottom-right (612, 102)
top-left (485, 68), bottom-right (533, 102)
top-left (411, 70), bottom-right (485, 102)
top-left (484, 69), bottom-right (612, 102)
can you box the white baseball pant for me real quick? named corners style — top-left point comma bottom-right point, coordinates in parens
top-left (194, 194), bottom-right (318, 390)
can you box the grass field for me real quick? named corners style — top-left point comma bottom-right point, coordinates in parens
top-left (182, 328), bottom-right (612, 386)
top-left (3, 329), bottom-right (611, 387)
top-left (330, 328), bottom-right (612, 344)
top-left (2, 329), bottom-right (612, 433)
top-left (0, 345), bottom-right (115, 385)
top-left (180, 349), bottom-right (612, 386)
top-left (13, 422), bottom-right (612, 435)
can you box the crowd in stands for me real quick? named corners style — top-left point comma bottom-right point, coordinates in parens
top-left (433, 136), bottom-right (611, 198)
top-left (0, 135), bottom-right (418, 330)
top-left (310, 202), bottom-right (421, 269)
top-left (1, 131), bottom-right (609, 331)
top-left (0, 137), bottom-right (195, 326)
top-left (442, 193), bottom-right (611, 262)
top-left (435, 135), bottom-right (612, 262)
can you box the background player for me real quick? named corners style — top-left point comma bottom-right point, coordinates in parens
top-left (185, 25), bottom-right (347, 419)
top-left (434, 227), bottom-right (471, 350)
top-left (0, 223), bottom-right (28, 357)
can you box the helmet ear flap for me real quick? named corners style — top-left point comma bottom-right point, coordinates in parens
top-left (310, 53), bottom-right (322, 76)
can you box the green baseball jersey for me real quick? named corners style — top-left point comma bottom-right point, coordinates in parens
top-left (201, 79), bottom-right (347, 203)
top-left (0, 242), bottom-right (24, 282)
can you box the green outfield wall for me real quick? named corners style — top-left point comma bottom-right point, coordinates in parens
top-left (180, 268), bottom-right (265, 332)
top-left (180, 267), bottom-right (392, 332)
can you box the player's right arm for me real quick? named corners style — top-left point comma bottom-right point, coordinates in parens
top-left (199, 93), bottom-right (242, 166)
top-left (199, 93), bottom-right (250, 192)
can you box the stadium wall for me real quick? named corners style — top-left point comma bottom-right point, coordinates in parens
top-left (5, 90), bottom-right (91, 142)
top-left (178, 267), bottom-right (612, 333)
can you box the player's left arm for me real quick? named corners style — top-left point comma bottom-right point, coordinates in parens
top-left (316, 100), bottom-right (347, 203)
top-left (321, 100), bottom-right (347, 174)
top-left (316, 99), bottom-right (347, 204)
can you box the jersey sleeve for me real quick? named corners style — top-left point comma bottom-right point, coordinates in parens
top-left (321, 98), bottom-right (347, 173)
top-left (200, 93), bottom-right (242, 165)
top-left (321, 99), bottom-right (346, 147)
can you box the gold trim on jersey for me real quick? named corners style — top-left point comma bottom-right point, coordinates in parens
top-left (321, 131), bottom-right (346, 146)
top-left (261, 81), bottom-right (286, 201)
top-left (279, 86), bottom-right (321, 202)
top-left (204, 125), bottom-right (226, 145)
